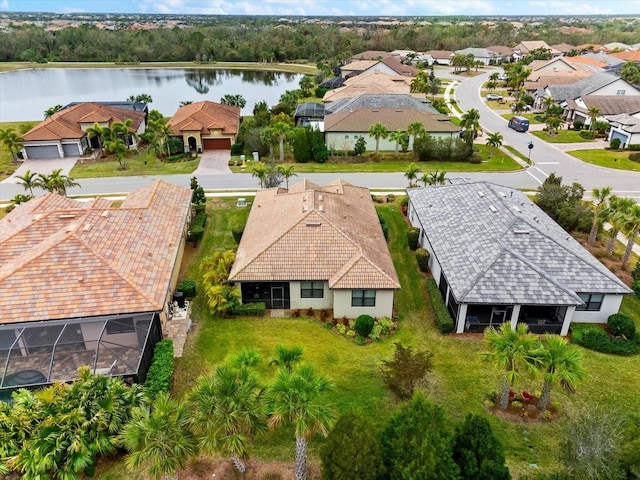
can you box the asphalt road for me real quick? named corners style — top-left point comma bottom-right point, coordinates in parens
top-left (1, 69), bottom-right (639, 201)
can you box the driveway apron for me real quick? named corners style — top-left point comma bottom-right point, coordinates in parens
top-left (2, 157), bottom-right (79, 184)
top-left (192, 150), bottom-right (232, 175)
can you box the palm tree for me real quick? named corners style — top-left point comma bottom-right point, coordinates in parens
top-left (267, 364), bottom-right (336, 480)
top-left (251, 162), bottom-right (268, 188)
top-left (404, 162), bottom-right (421, 187)
top-left (485, 132), bottom-right (503, 155)
top-left (587, 106), bottom-right (601, 133)
top-left (542, 96), bottom-right (555, 112)
top-left (546, 115), bottom-right (563, 135)
top-left (277, 164), bottom-right (297, 189)
top-left (298, 76), bottom-right (314, 97)
top-left (588, 186), bottom-right (613, 243)
top-left (606, 196), bottom-right (636, 256)
top-left (407, 121), bottom-right (425, 150)
top-left (460, 108), bottom-right (480, 136)
top-left (44, 104), bottom-right (62, 118)
top-left (86, 122), bottom-right (106, 154)
top-left (268, 345), bottom-right (304, 372)
top-left (105, 138), bottom-right (129, 170)
top-left (120, 392), bottom-right (197, 480)
top-left (410, 70), bottom-right (430, 94)
top-left (621, 204), bottom-right (640, 269)
top-left (153, 121), bottom-right (173, 157)
top-left (485, 80), bottom-right (497, 92)
top-left (537, 335), bottom-right (585, 411)
top-left (368, 123), bottom-right (389, 155)
top-left (388, 130), bottom-right (405, 158)
top-left (260, 127), bottom-right (276, 162)
top-left (481, 323), bottom-right (542, 410)
top-left (111, 118), bottom-right (138, 148)
top-left (36, 168), bottom-right (80, 196)
top-left (0, 127), bottom-right (24, 163)
top-left (220, 94), bottom-right (247, 109)
top-left (489, 72), bottom-right (499, 81)
top-left (188, 363), bottom-right (267, 473)
top-left (15, 169), bottom-right (38, 196)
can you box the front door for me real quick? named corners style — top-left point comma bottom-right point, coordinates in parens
top-left (271, 287), bottom-right (285, 309)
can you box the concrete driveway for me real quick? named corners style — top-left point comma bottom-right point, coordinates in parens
top-left (192, 150), bottom-right (232, 175)
top-left (2, 157), bottom-right (79, 184)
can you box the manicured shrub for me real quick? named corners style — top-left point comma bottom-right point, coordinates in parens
top-left (230, 142), bottom-right (243, 155)
top-left (378, 317), bottom-right (395, 334)
top-left (572, 324), bottom-right (640, 355)
top-left (314, 86), bottom-right (329, 98)
top-left (378, 212), bottom-right (389, 241)
top-left (573, 120), bottom-right (583, 130)
top-left (608, 313), bottom-right (636, 338)
top-left (632, 261), bottom-right (640, 282)
top-left (177, 280), bottom-right (196, 297)
top-left (355, 314), bottom-right (375, 337)
top-left (192, 212), bottom-right (207, 228)
top-left (188, 226), bottom-right (204, 245)
top-left (610, 137), bottom-right (621, 150)
top-left (230, 302), bottom-right (266, 316)
top-left (415, 248), bottom-right (430, 272)
top-left (633, 280), bottom-right (640, 298)
top-left (628, 143), bottom-right (640, 151)
top-left (368, 323), bottom-right (383, 341)
top-left (145, 339), bottom-right (174, 398)
top-left (629, 152), bottom-right (640, 163)
top-left (407, 227), bottom-right (420, 251)
top-left (426, 279), bottom-right (454, 334)
top-left (232, 224), bottom-right (245, 244)
top-left (193, 203), bottom-right (206, 213)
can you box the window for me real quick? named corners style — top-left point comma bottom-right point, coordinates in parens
top-left (351, 290), bottom-right (376, 307)
top-left (616, 89), bottom-right (626, 95)
top-left (344, 135), bottom-right (349, 139)
top-left (354, 135), bottom-right (359, 139)
top-left (301, 281), bottom-right (324, 298)
top-left (576, 293), bottom-right (604, 311)
top-left (105, 318), bottom-right (135, 334)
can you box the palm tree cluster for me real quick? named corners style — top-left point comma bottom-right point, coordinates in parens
top-left (481, 323), bottom-right (585, 411)
top-left (87, 118), bottom-right (139, 169)
top-left (0, 127), bottom-right (24, 163)
top-left (410, 70), bottom-right (442, 100)
top-left (587, 187), bottom-right (640, 270)
top-left (405, 162), bottom-right (448, 188)
top-left (16, 168), bottom-right (80, 197)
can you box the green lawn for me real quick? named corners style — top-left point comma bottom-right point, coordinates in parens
top-left (70, 149), bottom-right (200, 178)
top-left (94, 198), bottom-right (640, 479)
top-left (0, 121), bottom-right (39, 181)
top-left (531, 129), bottom-right (596, 144)
top-left (569, 149), bottom-right (640, 172)
top-left (504, 145), bottom-right (532, 165)
top-left (232, 149), bottom-right (521, 174)
top-left (500, 113), bottom-right (543, 125)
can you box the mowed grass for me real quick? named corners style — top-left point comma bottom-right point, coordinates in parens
top-left (531, 129), bottom-right (596, 144)
top-left (500, 113), bottom-right (543, 125)
top-left (70, 149), bottom-right (199, 178)
top-left (569, 149), bottom-right (640, 172)
top-left (97, 199), bottom-right (640, 479)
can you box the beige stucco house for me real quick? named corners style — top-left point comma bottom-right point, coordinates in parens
top-left (168, 100), bottom-right (240, 152)
top-left (229, 179), bottom-right (400, 318)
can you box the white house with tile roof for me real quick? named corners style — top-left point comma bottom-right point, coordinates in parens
top-left (407, 181), bottom-right (632, 335)
top-left (229, 179), bottom-right (400, 318)
top-left (0, 180), bottom-right (192, 393)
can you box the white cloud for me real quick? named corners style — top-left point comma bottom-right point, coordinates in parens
top-left (0, 0), bottom-right (9, 9)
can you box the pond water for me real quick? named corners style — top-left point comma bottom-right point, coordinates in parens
top-left (0, 67), bottom-right (303, 122)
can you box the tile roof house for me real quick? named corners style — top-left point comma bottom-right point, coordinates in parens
top-left (523, 57), bottom-right (596, 93)
top-left (349, 50), bottom-right (395, 62)
top-left (168, 100), bottom-right (240, 152)
top-left (485, 45), bottom-right (513, 62)
top-left (22, 102), bottom-right (146, 160)
top-left (610, 50), bottom-right (640, 62)
top-left (513, 40), bottom-right (562, 60)
top-left (323, 108), bottom-right (459, 152)
top-left (424, 50), bottom-right (454, 65)
top-left (229, 179), bottom-right (400, 318)
top-left (565, 95), bottom-right (640, 127)
top-left (607, 113), bottom-right (640, 148)
top-left (0, 180), bottom-right (192, 393)
top-left (325, 94), bottom-right (439, 115)
top-left (454, 47), bottom-right (495, 65)
top-left (550, 43), bottom-right (576, 55)
top-left (407, 182), bottom-right (632, 335)
top-left (322, 71), bottom-right (414, 103)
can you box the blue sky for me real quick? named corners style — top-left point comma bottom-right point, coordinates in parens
top-left (2, 0), bottom-right (640, 16)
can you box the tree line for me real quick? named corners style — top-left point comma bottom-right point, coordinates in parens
top-left (1, 18), bottom-right (638, 65)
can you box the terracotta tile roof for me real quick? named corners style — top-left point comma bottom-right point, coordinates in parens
top-left (424, 50), bottom-right (453, 59)
top-left (229, 179), bottom-right (399, 290)
top-left (516, 41), bottom-right (561, 55)
top-left (324, 108), bottom-right (458, 134)
top-left (23, 103), bottom-right (146, 141)
top-left (0, 180), bottom-right (192, 324)
top-left (323, 71), bottom-right (414, 102)
top-left (342, 60), bottom-right (378, 71)
top-left (550, 43), bottom-right (576, 54)
top-left (566, 56), bottom-right (608, 68)
top-left (168, 101), bottom-right (240, 135)
top-left (610, 50), bottom-right (640, 61)
top-left (350, 50), bottom-right (394, 61)
top-left (379, 56), bottom-right (418, 76)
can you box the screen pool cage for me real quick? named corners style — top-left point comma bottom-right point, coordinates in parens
top-left (0, 312), bottom-right (161, 394)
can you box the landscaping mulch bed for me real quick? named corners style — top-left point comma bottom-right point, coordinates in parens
top-left (487, 392), bottom-right (560, 423)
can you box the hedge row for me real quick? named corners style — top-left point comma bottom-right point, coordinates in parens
top-left (571, 324), bottom-right (640, 356)
top-left (189, 212), bottom-right (208, 245)
top-left (230, 302), bottom-right (266, 316)
top-left (145, 339), bottom-right (174, 398)
top-left (177, 279), bottom-right (196, 297)
top-left (426, 279), bottom-right (454, 334)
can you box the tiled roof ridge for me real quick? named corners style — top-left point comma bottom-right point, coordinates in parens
top-left (330, 253), bottom-right (400, 289)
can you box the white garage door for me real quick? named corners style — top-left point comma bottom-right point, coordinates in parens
top-left (25, 145), bottom-right (60, 159)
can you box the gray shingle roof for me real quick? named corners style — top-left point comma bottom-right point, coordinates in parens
top-left (547, 72), bottom-right (620, 101)
top-left (326, 94), bottom-right (439, 115)
top-left (407, 182), bottom-right (631, 305)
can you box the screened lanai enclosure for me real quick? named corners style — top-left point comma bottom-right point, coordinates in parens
top-left (0, 312), bottom-right (161, 393)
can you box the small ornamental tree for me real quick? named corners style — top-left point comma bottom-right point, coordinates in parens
top-left (354, 315), bottom-right (374, 337)
top-left (353, 136), bottom-right (367, 156)
top-left (407, 227), bottom-right (420, 250)
top-left (608, 313), bottom-right (636, 338)
top-left (381, 393), bottom-right (459, 480)
top-left (416, 248), bottom-right (430, 272)
top-left (381, 343), bottom-right (434, 400)
top-left (452, 414), bottom-right (511, 480)
top-left (320, 412), bottom-right (382, 480)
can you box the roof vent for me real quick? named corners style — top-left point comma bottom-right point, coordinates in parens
top-left (82, 223), bottom-right (93, 232)
top-left (478, 191), bottom-right (485, 197)
top-left (306, 221), bottom-right (322, 227)
top-left (514, 229), bottom-right (530, 234)
top-left (318, 194), bottom-right (323, 201)
top-left (34, 213), bottom-right (44, 221)
top-left (101, 211), bottom-right (110, 217)
top-left (302, 206), bottom-right (308, 212)
top-left (499, 191), bottom-right (507, 197)
top-left (318, 205), bottom-right (324, 212)
top-left (489, 205), bottom-right (497, 213)
top-left (512, 206), bottom-right (522, 213)
top-left (303, 195), bottom-right (308, 202)
top-left (59, 214), bottom-right (77, 219)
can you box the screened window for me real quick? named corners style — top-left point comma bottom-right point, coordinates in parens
top-left (301, 281), bottom-right (324, 298)
top-left (616, 89), bottom-right (626, 95)
top-left (105, 318), bottom-right (135, 334)
top-left (352, 290), bottom-right (376, 307)
top-left (576, 293), bottom-right (604, 311)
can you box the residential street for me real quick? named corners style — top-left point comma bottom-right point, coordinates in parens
top-left (1, 69), bottom-right (640, 202)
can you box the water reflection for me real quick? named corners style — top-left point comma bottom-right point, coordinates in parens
top-left (0, 68), bottom-right (303, 122)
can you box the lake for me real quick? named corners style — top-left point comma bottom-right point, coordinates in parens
top-left (0, 68), bottom-right (304, 122)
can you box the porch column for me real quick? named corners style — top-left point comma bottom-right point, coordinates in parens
top-left (560, 306), bottom-right (576, 336)
top-left (456, 304), bottom-right (468, 334)
top-left (56, 143), bottom-right (64, 158)
top-left (510, 305), bottom-right (521, 329)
